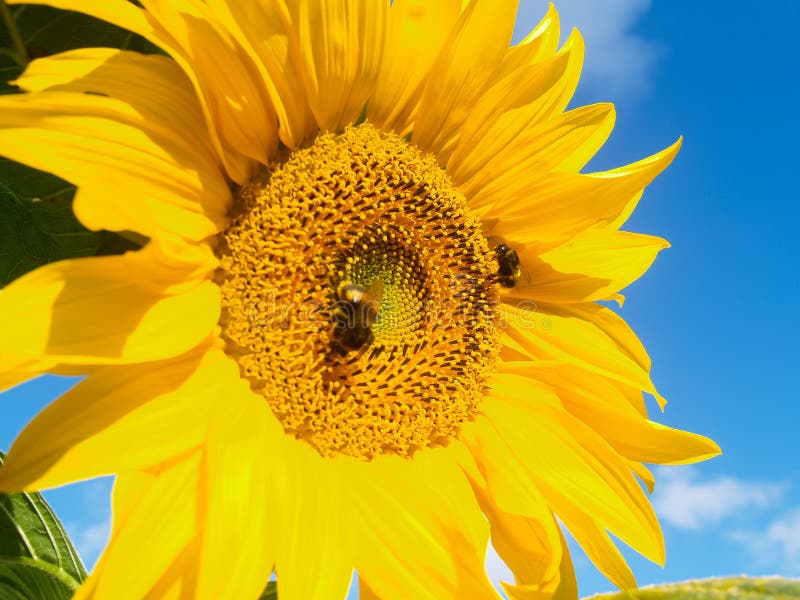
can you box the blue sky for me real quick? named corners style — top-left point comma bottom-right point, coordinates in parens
top-left (1, 1), bottom-right (799, 598)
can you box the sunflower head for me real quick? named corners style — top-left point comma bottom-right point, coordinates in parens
top-left (215, 123), bottom-right (500, 459)
top-left (0, 1), bottom-right (720, 599)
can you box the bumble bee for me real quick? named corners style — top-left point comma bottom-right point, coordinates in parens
top-left (490, 240), bottom-right (522, 288)
top-left (329, 279), bottom-right (384, 354)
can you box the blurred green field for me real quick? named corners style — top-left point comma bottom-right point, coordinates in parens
top-left (588, 577), bottom-right (800, 599)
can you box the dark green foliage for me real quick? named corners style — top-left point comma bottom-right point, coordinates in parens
top-left (0, 159), bottom-right (100, 285)
top-left (0, 3), bottom-right (153, 287)
top-left (0, 451), bottom-right (87, 599)
top-left (260, 581), bottom-right (278, 599)
top-left (0, 3), bottom-right (160, 93)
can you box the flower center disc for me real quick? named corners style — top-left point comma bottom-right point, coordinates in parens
top-left (216, 124), bottom-right (500, 459)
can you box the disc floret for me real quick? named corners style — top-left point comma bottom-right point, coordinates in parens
top-left (216, 124), bottom-right (500, 459)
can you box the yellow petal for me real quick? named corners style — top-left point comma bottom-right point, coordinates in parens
top-left (273, 441), bottom-right (353, 600)
top-left (7, 0), bottom-right (154, 40)
top-left (15, 48), bottom-right (219, 164)
top-left (465, 415), bottom-right (579, 600)
top-left (138, 0), bottom-right (278, 172)
top-left (552, 530), bottom-right (578, 600)
top-left (559, 302), bottom-right (651, 376)
top-left (0, 350), bottom-right (235, 492)
top-left (449, 31), bottom-right (587, 186)
top-left (509, 231), bottom-right (669, 304)
top-left (0, 256), bottom-right (219, 369)
top-left (499, 5), bottom-right (561, 76)
top-left (196, 381), bottom-right (281, 600)
top-left (205, 0), bottom-right (315, 147)
top-left (604, 139), bottom-right (683, 231)
top-left (412, 0), bottom-right (518, 162)
top-left (359, 580), bottom-right (381, 600)
top-left (10, 0), bottom-right (264, 182)
top-left (512, 361), bottom-right (719, 465)
top-left (0, 245), bottom-right (219, 366)
top-left (144, 541), bottom-right (200, 600)
top-left (92, 454), bottom-right (201, 600)
top-left (297, 0), bottom-right (388, 131)
top-left (500, 333), bottom-right (536, 363)
top-left (367, 0), bottom-right (461, 135)
top-left (73, 570), bottom-right (99, 599)
top-left (495, 532), bottom-right (578, 600)
top-left (15, 48), bottom-right (224, 188)
top-left (472, 378), bottom-right (665, 565)
top-left (500, 302), bottom-right (660, 403)
top-left (0, 364), bottom-right (104, 394)
top-left (347, 446), bottom-right (498, 599)
top-left (499, 359), bottom-right (651, 419)
top-left (80, 537), bottom-right (201, 600)
top-left (557, 510), bottom-right (637, 591)
top-left (584, 412), bottom-right (722, 467)
top-left (457, 100), bottom-right (612, 203)
top-left (473, 140), bottom-right (682, 248)
top-left (616, 381), bottom-right (649, 417)
top-left (0, 91), bottom-right (229, 241)
top-left (629, 461), bottom-right (656, 494)
top-left (0, 363), bottom-right (39, 394)
top-left (110, 471), bottom-right (157, 538)
top-left (474, 486), bottom-right (563, 595)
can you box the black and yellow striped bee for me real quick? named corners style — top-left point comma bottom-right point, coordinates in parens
top-left (491, 240), bottom-right (522, 288)
top-left (329, 279), bottom-right (384, 354)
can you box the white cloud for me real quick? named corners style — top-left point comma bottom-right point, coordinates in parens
top-left (66, 519), bottom-right (110, 571)
top-left (516, 0), bottom-right (661, 98)
top-left (652, 467), bottom-right (786, 530)
top-left (77, 520), bottom-right (111, 568)
top-left (732, 508), bottom-right (800, 576)
top-left (62, 481), bottom-right (111, 570)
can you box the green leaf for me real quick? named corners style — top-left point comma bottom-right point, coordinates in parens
top-left (17, 5), bottom-right (158, 54)
top-left (0, 157), bottom-right (75, 202)
top-left (0, 5), bottom-right (154, 287)
top-left (0, 159), bottom-right (142, 286)
top-left (260, 581), bottom-right (278, 599)
top-left (0, 175), bottom-right (102, 286)
top-left (0, 3), bottom-right (161, 95)
top-left (0, 451), bottom-right (87, 599)
top-left (586, 576), bottom-right (800, 600)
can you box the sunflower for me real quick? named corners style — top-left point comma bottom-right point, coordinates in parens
top-left (0, 1), bottom-right (719, 598)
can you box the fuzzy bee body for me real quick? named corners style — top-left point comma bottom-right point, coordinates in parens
top-left (494, 243), bottom-right (522, 288)
top-left (329, 279), bottom-right (383, 354)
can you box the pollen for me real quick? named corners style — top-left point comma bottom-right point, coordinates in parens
top-left (215, 124), bottom-right (500, 460)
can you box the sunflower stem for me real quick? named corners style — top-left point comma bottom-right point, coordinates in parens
top-left (0, 0), bottom-right (27, 67)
